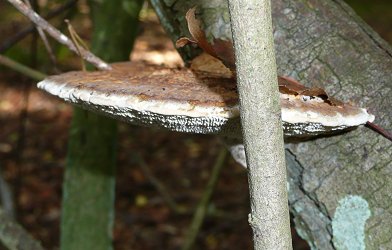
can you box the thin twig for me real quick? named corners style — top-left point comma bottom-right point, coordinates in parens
top-left (37, 27), bottom-right (59, 72)
top-left (14, 79), bottom-right (31, 218)
top-left (65, 19), bottom-right (87, 71)
top-left (0, 0), bottom-right (77, 53)
top-left (181, 147), bottom-right (227, 250)
top-left (23, 0), bottom-right (58, 71)
top-left (133, 153), bottom-right (185, 214)
top-left (0, 54), bottom-right (47, 80)
top-left (366, 122), bottom-right (392, 142)
top-left (7, 0), bottom-right (111, 70)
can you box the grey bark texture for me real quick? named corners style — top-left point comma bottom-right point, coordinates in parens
top-left (275, 1), bottom-right (391, 249)
top-left (227, 0), bottom-right (292, 249)
top-left (151, 0), bottom-right (392, 249)
top-left (0, 208), bottom-right (44, 250)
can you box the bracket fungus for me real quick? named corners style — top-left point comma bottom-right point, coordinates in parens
top-left (37, 60), bottom-right (374, 140)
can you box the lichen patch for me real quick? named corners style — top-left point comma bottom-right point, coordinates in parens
top-left (332, 195), bottom-right (371, 250)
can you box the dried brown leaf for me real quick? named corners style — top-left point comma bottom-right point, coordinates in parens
top-left (278, 76), bottom-right (343, 106)
top-left (185, 7), bottom-right (217, 57)
top-left (190, 53), bottom-right (233, 78)
top-left (211, 39), bottom-right (236, 70)
top-left (175, 37), bottom-right (197, 48)
top-left (179, 8), bottom-right (344, 107)
top-left (176, 7), bottom-right (236, 71)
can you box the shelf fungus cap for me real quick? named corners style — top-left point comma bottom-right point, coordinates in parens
top-left (37, 61), bottom-right (374, 139)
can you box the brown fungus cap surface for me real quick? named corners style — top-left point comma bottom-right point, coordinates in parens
top-left (38, 61), bottom-right (374, 139)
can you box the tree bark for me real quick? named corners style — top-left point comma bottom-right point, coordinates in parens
top-left (0, 208), bottom-right (44, 250)
top-left (60, 1), bottom-right (142, 250)
top-left (274, 1), bottom-right (391, 249)
top-left (150, 0), bottom-right (392, 249)
top-left (227, 0), bottom-right (292, 249)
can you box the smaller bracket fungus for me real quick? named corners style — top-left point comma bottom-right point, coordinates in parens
top-left (37, 61), bottom-right (374, 140)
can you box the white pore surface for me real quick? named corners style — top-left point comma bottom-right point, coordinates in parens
top-left (280, 94), bottom-right (375, 127)
top-left (38, 78), bottom-right (374, 137)
top-left (38, 79), bottom-right (238, 119)
top-left (38, 79), bottom-right (239, 136)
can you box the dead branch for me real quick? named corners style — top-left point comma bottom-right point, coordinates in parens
top-left (0, 0), bottom-right (77, 53)
top-left (366, 122), bottom-right (392, 142)
top-left (24, 0), bottom-right (59, 71)
top-left (0, 208), bottom-right (45, 250)
top-left (6, 0), bottom-right (111, 70)
top-left (133, 153), bottom-right (184, 214)
top-left (65, 19), bottom-right (87, 71)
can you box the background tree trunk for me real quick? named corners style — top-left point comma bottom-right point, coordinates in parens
top-left (150, 0), bottom-right (392, 249)
top-left (60, 1), bottom-right (143, 250)
top-left (227, 0), bottom-right (292, 249)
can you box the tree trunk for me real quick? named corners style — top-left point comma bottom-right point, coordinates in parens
top-left (60, 1), bottom-right (142, 250)
top-left (227, 0), bottom-right (292, 249)
top-left (150, 0), bottom-right (392, 249)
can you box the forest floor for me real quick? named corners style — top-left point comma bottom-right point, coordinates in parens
top-left (0, 1), bottom-right (391, 250)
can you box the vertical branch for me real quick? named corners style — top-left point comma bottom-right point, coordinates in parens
top-left (181, 148), bottom-right (227, 250)
top-left (227, 0), bottom-right (292, 249)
